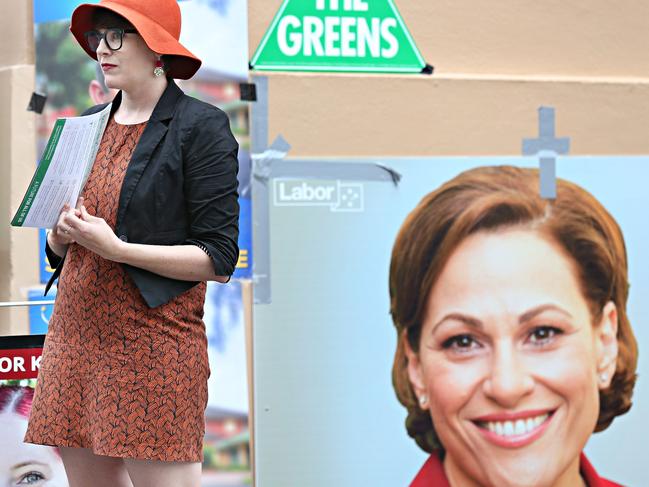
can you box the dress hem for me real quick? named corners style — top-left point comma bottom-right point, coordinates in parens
top-left (23, 436), bottom-right (203, 463)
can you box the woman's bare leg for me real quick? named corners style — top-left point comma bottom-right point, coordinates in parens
top-left (124, 458), bottom-right (201, 487)
top-left (59, 446), bottom-right (133, 487)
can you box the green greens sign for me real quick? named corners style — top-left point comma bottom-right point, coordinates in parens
top-left (250, 0), bottom-right (427, 73)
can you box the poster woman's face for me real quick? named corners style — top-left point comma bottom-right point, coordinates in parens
top-left (0, 413), bottom-right (68, 487)
top-left (406, 229), bottom-right (619, 487)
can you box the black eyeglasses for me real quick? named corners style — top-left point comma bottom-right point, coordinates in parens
top-left (84, 28), bottom-right (137, 52)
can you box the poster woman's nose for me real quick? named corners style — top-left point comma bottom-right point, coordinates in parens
top-left (483, 344), bottom-right (535, 408)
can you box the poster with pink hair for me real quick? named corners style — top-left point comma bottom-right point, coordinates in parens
top-left (0, 335), bottom-right (68, 486)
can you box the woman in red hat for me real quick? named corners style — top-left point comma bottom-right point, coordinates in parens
top-left (24, 1), bottom-right (240, 486)
top-left (390, 166), bottom-right (637, 486)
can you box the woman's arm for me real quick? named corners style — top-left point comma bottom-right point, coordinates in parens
top-left (116, 241), bottom-right (229, 282)
top-left (59, 205), bottom-right (229, 282)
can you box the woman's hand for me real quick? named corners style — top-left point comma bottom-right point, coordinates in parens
top-left (47, 200), bottom-right (83, 257)
top-left (60, 200), bottom-right (125, 262)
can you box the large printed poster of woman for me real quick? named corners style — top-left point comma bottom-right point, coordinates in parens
top-left (0, 384), bottom-right (69, 487)
top-left (31, 1), bottom-right (251, 485)
top-left (0, 336), bottom-right (68, 487)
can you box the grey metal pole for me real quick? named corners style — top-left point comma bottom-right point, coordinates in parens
top-left (0, 301), bottom-right (55, 308)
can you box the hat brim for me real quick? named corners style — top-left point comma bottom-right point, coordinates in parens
top-left (70, 2), bottom-right (201, 80)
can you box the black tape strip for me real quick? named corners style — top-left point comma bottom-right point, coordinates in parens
top-left (0, 334), bottom-right (46, 349)
top-left (240, 83), bottom-right (257, 102)
top-left (27, 92), bottom-right (47, 114)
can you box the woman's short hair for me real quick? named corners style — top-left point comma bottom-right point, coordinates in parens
top-left (91, 8), bottom-right (134, 30)
top-left (389, 165), bottom-right (638, 453)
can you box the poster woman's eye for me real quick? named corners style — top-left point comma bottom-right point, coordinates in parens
top-left (18, 471), bottom-right (46, 485)
top-left (441, 334), bottom-right (480, 352)
top-left (528, 325), bottom-right (563, 345)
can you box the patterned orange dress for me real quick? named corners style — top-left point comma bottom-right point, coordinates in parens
top-left (24, 118), bottom-right (210, 462)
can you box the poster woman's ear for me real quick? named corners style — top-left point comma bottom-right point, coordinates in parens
top-left (402, 329), bottom-right (428, 409)
top-left (595, 301), bottom-right (618, 390)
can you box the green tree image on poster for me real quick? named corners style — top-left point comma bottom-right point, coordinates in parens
top-left (250, 0), bottom-right (427, 73)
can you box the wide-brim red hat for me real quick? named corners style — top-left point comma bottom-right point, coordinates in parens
top-left (70, 0), bottom-right (201, 80)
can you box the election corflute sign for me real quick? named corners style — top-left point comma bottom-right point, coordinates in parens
top-left (0, 335), bottom-right (45, 381)
top-left (251, 0), bottom-right (427, 73)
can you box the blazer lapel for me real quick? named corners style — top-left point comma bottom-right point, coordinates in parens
top-left (115, 80), bottom-right (184, 229)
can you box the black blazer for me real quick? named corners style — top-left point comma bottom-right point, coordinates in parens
top-left (45, 80), bottom-right (240, 308)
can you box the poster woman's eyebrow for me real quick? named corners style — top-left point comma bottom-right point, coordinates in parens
top-left (432, 313), bottom-right (483, 333)
top-left (519, 304), bottom-right (573, 324)
top-left (13, 461), bottom-right (49, 469)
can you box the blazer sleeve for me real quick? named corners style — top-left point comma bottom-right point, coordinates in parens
top-left (45, 237), bottom-right (64, 269)
top-left (182, 106), bottom-right (240, 277)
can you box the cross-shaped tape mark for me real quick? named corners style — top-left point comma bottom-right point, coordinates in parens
top-left (522, 107), bottom-right (570, 199)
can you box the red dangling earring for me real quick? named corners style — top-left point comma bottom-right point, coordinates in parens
top-left (153, 59), bottom-right (164, 77)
